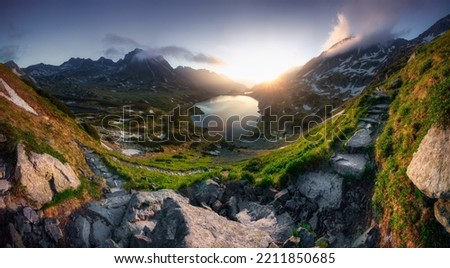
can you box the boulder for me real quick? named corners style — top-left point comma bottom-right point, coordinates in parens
top-left (92, 219), bottom-right (112, 247)
top-left (185, 179), bottom-right (224, 207)
top-left (434, 199), bottom-right (450, 234)
top-left (407, 127), bottom-right (450, 199)
top-left (87, 202), bottom-right (126, 226)
top-left (331, 153), bottom-right (368, 179)
top-left (297, 171), bottom-right (343, 209)
top-left (114, 190), bottom-right (272, 247)
top-left (345, 129), bottom-right (372, 151)
top-left (71, 216), bottom-right (91, 248)
top-left (15, 143), bottom-right (80, 208)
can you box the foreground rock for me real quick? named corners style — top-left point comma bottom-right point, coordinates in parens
top-left (297, 171), bottom-right (343, 209)
top-left (15, 143), bottom-right (80, 208)
top-left (113, 190), bottom-right (272, 247)
top-left (434, 199), bottom-right (450, 234)
top-left (407, 127), bottom-right (450, 199)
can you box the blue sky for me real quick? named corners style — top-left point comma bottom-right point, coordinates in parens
top-left (1, 0), bottom-right (449, 85)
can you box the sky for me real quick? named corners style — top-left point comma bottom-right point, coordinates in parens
top-left (0, 0), bottom-right (449, 86)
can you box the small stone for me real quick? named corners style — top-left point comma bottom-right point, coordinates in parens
top-left (23, 207), bottom-right (39, 224)
top-left (104, 239), bottom-right (120, 248)
top-left (282, 236), bottom-right (300, 248)
top-left (352, 226), bottom-right (379, 248)
top-left (284, 199), bottom-right (298, 211)
top-left (0, 179), bottom-right (11, 193)
top-left (9, 223), bottom-right (25, 248)
top-left (0, 133), bottom-right (7, 143)
top-left (434, 199), bottom-right (450, 234)
top-left (44, 218), bottom-right (63, 243)
top-left (297, 227), bottom-right (316, 248)
top-left (130, 234), bottom-right (152, 248)
top-left (274, 189), bottom-right (291, 204)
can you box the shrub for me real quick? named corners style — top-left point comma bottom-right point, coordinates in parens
top-left (81, 123), bottom-right (100, 141)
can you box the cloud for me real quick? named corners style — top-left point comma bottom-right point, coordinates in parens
top-left (102, 33), bottom-right (140, 47)
top-left (0, 45), bottom-right (20, 62)
top-left (322, 0), bottom-right (428, 55)
top-left (158, 46), bottom-right (224, 64)
top-left (102, 34), bottom-right (224, 65)
top-left (323, 13), bottom-right (351, 51)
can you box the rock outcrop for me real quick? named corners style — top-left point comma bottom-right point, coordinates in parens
top-left (407, 127), bottom-right (450, 200)
top-left (113, 190), bottom-right (272, 247)
top-left (15, 143), bottom-right (80, 208)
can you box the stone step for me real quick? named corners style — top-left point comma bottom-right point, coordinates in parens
top-left (359, 117), bottom-right (379, 124)
top-left (345, 129), bottom-right (373, 151)
top-left (331, 153), bottom-right (369, 179)
top-left (371, 104), bottom-right (390, 110)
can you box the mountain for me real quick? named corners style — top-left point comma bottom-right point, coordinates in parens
top-left (251, 14), bottom-right (450, 127)
top-left (175, 66), bottom-right (247, 95)
top-left (23, 49), bottom-right (244, 112)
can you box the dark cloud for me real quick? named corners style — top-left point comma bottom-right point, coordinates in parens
top-left (102, 34), bottom-right (224, 65)
top-left (157, 46), bottom-right (224, 64)
top-left (102, 33), bottom-right (140, 47)
top-left (104, 47), bottom-right (122, 58)
top-left (0, 45), bottom-right (20, 62)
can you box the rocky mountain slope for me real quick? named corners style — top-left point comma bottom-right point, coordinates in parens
top-left (251, 14), bottom-right (450, 128)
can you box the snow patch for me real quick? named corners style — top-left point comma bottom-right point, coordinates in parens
top-left (303, 104), bottom-right (312, 111)
top-left (0, 79), bottom-right (38, 115)
top-left (121, 149), bottom-right (142, 156)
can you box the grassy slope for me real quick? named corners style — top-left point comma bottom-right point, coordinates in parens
top-left (0, 65), bottom-right (102, 204)
top-left (373, 32), bottom-right (450, 247)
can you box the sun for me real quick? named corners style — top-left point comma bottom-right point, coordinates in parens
top-left (215, 42), bottom-right (300, 87)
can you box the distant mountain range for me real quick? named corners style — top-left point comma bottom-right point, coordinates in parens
top-left (21, 48), bottom-right (246, 112)
top-left (251, 14), bottom-right (450, 124)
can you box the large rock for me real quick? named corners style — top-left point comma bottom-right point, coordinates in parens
top-left (114, 190), bottom-right (272, 247)
top-left (71, 216), bottom-right (91, 248)
top-left (236, 200), bottom-right (294, 243)
top-left (297, 171), bottom-right (343, 209)
top-left (15, 143), bottom-right (80, 208)
top-left (407, 127), bottom-right (450, 199)
top-left (434, 199), bottom-right (450, 234)
top-left (331, 153), bottom-right (368, 179)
